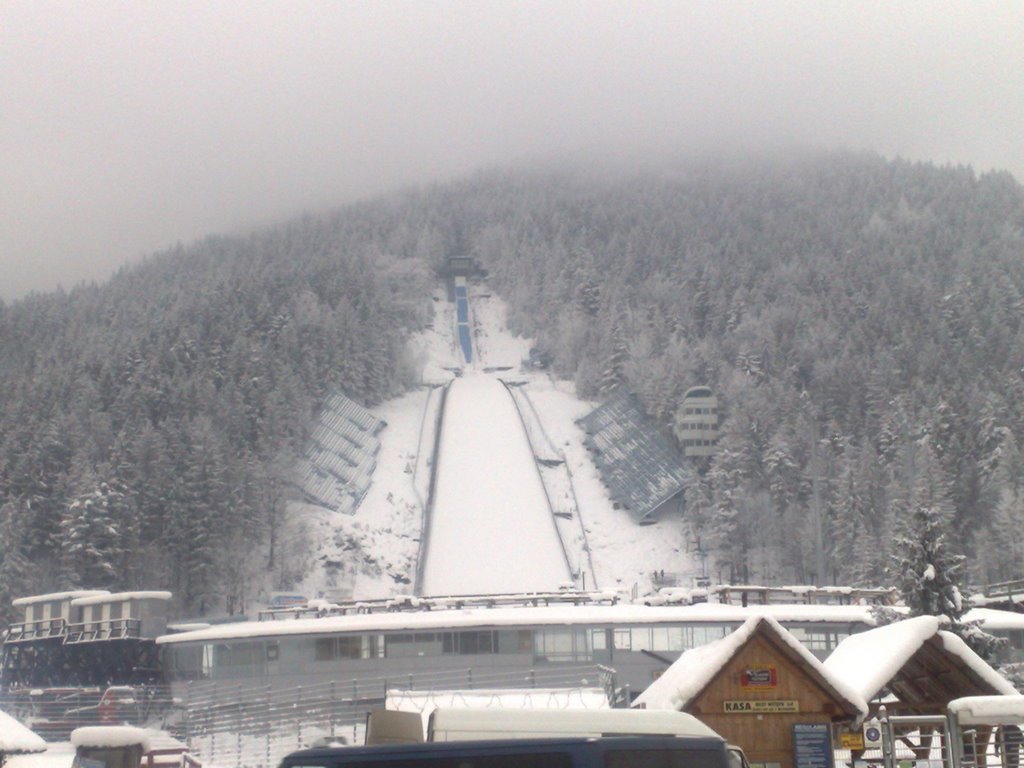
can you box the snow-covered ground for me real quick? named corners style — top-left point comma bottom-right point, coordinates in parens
top-left (295, 281), bottom-right (696, 601)
top-left (422, 374), bottom-right (571, 595)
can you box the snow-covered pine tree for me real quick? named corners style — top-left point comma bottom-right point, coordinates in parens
top-left (0, 499), bottom-right (31, 624)
top-left (58, 479), bottom-right (127, 588)
top-left (597, 312), bottom-right (629, 397)
top-left (889, 440), bottom-right (1003, 659)
top-left (890, 440), bottom-right (964, 618)
top-left (891, 500), bottom-right (964, 619)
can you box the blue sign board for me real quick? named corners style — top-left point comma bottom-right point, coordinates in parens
top-left (793, 723), bottom-right (834, 768)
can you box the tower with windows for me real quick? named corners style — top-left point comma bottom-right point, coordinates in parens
top-left (675, 387), bottom-right (719, 458)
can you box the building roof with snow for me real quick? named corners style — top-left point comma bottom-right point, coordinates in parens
top-left (157, 601), bottom-right (877, 645)
top-left (70, 591), bottom-right (172, 607)
top-left (632, 614), bottom-right (868, 720)
top-left (576, 391), bottom-right (688, 523)
top-left (947, 695), bottom-right (1024, 725)
top-left (11, 590), bottom-right (108, 607)
top-left (823, 615), bottom-right (1017, 714)
top-left (0, 708), bottom-right (46, 755)
top-left (71, 726), bottom-right (152, 752)
top-left (963, 607), bottom-right (1024, 631)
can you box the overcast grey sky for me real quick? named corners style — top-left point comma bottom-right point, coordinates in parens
top-left (2, 1), bottom-right (1023, 300)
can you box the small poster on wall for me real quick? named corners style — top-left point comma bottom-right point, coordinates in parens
top-left (742, 665), bottom-right (778, 687)
top-left (793, 723), bottom-right (834, 768)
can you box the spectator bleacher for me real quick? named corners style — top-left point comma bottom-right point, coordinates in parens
top-left (576, 391), bottom-right (688, 523)
top-left (295, 392), bottom-right (386, 514)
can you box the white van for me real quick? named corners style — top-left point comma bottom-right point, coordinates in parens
top-left (426, 708), bottom-right (723, 742)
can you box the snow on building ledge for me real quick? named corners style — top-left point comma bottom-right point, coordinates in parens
top-left (12, 590), bottom-right (109, 607)
top-left (70, 591), bottom-right (172, 607)
top-left (948, 695), bottom-right (1024, 725)
top-left (71, 726), bottom-right (152, 752)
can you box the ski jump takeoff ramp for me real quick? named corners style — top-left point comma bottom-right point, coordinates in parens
top-left (420, 374), bottom-right (571, 596)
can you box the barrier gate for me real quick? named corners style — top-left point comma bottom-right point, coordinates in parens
top-left (880, 714), bottom-right (955, 768)
top-left (862, 699), bottom-right (1024, 768)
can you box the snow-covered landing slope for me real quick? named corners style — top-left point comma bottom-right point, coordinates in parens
top-left (422, 374), bottom-right (571, 595)
top-left (294, 282), bottom-right (697, 601)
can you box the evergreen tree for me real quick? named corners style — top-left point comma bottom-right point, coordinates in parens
top-left (0, 499), bottom-right (31, 624)
top-left (597, 313), bottom-right (629, 397)
top-left (58, 480), bottom-right (127, 588)
top-left (890, 441), bottom-right (963, 618)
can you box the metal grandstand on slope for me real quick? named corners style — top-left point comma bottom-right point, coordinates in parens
top-left (295, 391), bottom-right (386, 514)
top-left (576, 391), bottom-right (689, 524)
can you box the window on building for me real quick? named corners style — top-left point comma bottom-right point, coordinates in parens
top-left (536, 629), bottom-right (590, 662)
top-left (213, 642), bottom-right (263, 669)
top-left (496, 630), bottom-right (533, 654)
top-left (613, 628), bottom-right (631, 650)
top-left (315, 635), bottom-right (367, 660)
top-left (631, 627), bottom-right (652, 650)
top-left (458, 631), bottom-right (495, 655)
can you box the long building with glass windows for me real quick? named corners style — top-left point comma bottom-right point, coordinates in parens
top-left (157, 593), bottom-right (881, 698)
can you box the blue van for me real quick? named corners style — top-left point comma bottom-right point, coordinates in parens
top-left (279, 735), bottom-right (733, 768)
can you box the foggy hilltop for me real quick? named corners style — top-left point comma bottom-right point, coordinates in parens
top-left (2, 154), bottom-right (1024, 618)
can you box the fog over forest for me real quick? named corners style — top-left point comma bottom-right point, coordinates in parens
top-left (3, 2), bottom-right (1024, 299)
top-left (3, 4), bottom-right (1024, 630)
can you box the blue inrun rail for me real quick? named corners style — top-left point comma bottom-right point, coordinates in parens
top-left (455, 284), bottom-right (472, 363)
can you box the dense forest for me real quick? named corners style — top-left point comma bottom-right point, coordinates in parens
top-left (0, 213), bottom-right (432, 620)
top-left (2, 152), bottom-right (1023, 618)
top-left (458, 154), bottom-right (1024, 590)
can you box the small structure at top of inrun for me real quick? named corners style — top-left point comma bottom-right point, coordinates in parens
top-left (577, 391), bottom-right (689, 524)
top-left (444, 255), bottom-right (477, 279)
top-left (674, 386), bottom-right (720, 459)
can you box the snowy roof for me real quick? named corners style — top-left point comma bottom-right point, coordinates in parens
top-left (938, 631), bottom-right (1018, 695)
top-left (824, 616), bottom-right (943, 703)
top-left (157, 601), bottom-right (877, 645)
top-left (576, 391), bottom-right (688, 523)
top-left (632, 614), bottom-right (867, 719)
top-left (71, 726), bottom-right (152, 752)
top-left (0, 709), bottom-right (46, 754)
top-left (823, 616), bottom-right (1016, 707)
top-left (166, 622), bottom-right (211, 633)
top-left (12, 590), bottom-right (108, 607)
top-left (963, 608), bottom-right (1024, 630)
top-left (71, 591), bottom-right (172, 607)
top-left (948, 695), bottom-right (1024, 725)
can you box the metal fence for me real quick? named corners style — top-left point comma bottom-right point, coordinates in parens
top-left (833, 713), bottom-right (1024, 768)
top-left (178, 664), bottom-right (618, 768)
top-left (0, 685), bottom-right (171, 741)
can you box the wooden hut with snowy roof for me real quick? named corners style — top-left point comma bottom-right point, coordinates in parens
top-left (633, 614), bottom-right (866, 768)
top-left (0, 708), bottom-right (45, 767)
top-left (823, 615), bottom-right (1017, 716)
